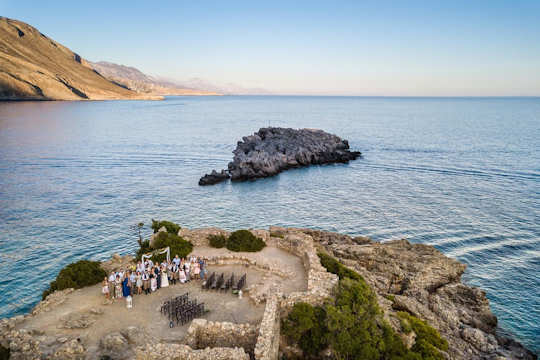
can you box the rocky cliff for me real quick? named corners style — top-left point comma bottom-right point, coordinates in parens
top-left (295, 228), bottom-right (537, 360)
top-left (0, 17), bottom-right (160, 101)
top-left (199, 127), bottom-right (361, 185)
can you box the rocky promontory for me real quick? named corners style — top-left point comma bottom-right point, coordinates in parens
top-left (0, 226), bottom-right (536, 360)
top-left (199, 127), bottom-right (361, 185)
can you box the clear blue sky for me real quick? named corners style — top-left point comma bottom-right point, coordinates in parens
top-left (2, 0), bottom-right (540, 96)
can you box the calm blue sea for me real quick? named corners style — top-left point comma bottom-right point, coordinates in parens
top-left (0, 96), bottom-right (538, 351)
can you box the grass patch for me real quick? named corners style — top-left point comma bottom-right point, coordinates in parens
top-left (385, 294), bottom-right (396, 302)
top-left (208, 234), bottom-right (227, 248)
top-left (42, 260), bottom-right (106, 300)
top-left (226, 230), bottom-right (266, 252)
top-left (270, 232), bottom-right (284, 238)
top-left (151, 219), bottom-right (181, 234)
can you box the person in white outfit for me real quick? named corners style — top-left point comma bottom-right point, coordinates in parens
top-left (161, 265), bottom-right (169, 287)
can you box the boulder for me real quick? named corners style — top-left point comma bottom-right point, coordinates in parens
top-left (199, 169), bottom-right (230, 185)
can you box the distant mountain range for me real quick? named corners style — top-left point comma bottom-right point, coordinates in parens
top-left (0, 16), bottom-right (269, 101)
top-left (0, 17), bottom-right (159, 101)
top-left (88, 61), bottom-right (220, 96)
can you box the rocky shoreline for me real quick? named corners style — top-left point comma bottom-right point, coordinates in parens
top-left (0, 226), bottom-right (536, 360)
top-left (199, 127), bottom-right (361, 185)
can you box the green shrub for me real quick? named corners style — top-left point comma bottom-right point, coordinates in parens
top-left (270, 232), bottom-right (284, 238)
top-left (0, 344), bottom-right (9, 360)
top-left (226, 230), bottom-right (266, 252)
top-left (135, 239), bottom-right (152, 261)
top-left (42, 260), bottom-right (106, 300)
top-left (385, 294), bottom-right (396, 302)
top-left (397, 311), bottom-right (448, 357)
top-left (151, 219), bottom-right (181, 234)
top-left (150, 231), bottom-right (193, 262)
top-left (282, 303), bottom-right (328, 357)
top-left (208, 234), bottom-right (227, 248)
top-left (317, 251), bottom-right (363, 281)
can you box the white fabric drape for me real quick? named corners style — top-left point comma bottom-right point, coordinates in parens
top-left (141, 246), bottom-right (170, 263)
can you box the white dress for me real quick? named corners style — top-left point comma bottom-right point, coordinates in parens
top-left (161, 269), bottom-right (169, 287)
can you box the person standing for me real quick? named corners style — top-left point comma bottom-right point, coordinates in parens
top-left (122, 272), bottom-right (131, 298)
top-left (102, 277), bottom-right (110, 299)
top-left (108, 272), bottom-right (116, 300)
top-left (142, 271), bottom-right (150, 294)
top-left (154, 265), bottom-right (161, 289)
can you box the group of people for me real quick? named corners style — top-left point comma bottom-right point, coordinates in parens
top-left (101, 255), bottom-right (207, 301)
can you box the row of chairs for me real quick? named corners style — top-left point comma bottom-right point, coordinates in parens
top-left (160, 293), bottom-right (206, 327)
top-left (160, 292), bottom-right (189, 316)
top-left (202, 272), bottom-right (246, 292)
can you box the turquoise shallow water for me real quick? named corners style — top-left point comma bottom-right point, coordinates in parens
top-left (0, 96), bottom-right (538, 352)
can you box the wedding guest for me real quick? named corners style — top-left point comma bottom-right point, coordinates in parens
top-left (142, 271), bottom-right (150, 295)
top-left (179, 268), bottom-right (187, 283)
top-left (171, 262), bottom-right (179, 285)
top-left (129, 271), bottom-right (137, 295)
top-left (150, 274), bottom-right (157, 292)
top-left (102, 277), bottom-right (110, 299)
top-left (161, 265), bottom-right (169, 288)
top-left (108, 272), bottom-right (116, 299)
top-left (135, 271), bottom-right (143, 295)
top-left (122, 272), bottom-right (131, 298)
top-left (115, 275), bottom-right (122, 299)
top-left (199, 258), bottom-right (206, 281)
top-left (184, 260), bottom-right (191, 282)
top-left (173, 255), bottom-right (181, 267)
top-left (193, 260), bottom-right (200, 280)
top-left (154, 265), bottom-right (161, 289)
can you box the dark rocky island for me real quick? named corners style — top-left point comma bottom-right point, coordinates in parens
top-left (199, 127), bottom-right (361, 185)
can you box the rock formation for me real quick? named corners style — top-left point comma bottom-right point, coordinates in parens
top-left (199, 127), bottom-right (361, 185)
top-left (0, 17), bottom-right (161, 101)
top-left (294, 227), bottom-right (537, 360)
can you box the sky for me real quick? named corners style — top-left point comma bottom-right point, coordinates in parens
top-left (2, 0), bottom-right (540, 96)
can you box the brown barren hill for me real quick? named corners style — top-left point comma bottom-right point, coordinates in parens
top-left (0, 17), bottom-right (161, 100)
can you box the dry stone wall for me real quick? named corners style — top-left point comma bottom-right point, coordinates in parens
top-left (135, 343), bottom-right (250, 360)
top-left (271, 229), bottom-right (339, 311)
top-left (254, 293), bottom-right (281, 360)
top-left (185, 318), bottom-right (259, 353)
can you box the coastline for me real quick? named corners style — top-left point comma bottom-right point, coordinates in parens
top-left (0, 226), bottom-right (536, 359)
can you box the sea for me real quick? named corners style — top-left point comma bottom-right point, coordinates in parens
top-left (0, 96), bottom-right (538, 352)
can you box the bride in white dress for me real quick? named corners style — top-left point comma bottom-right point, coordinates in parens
top-left (161, 265), bottom-right (169, 287)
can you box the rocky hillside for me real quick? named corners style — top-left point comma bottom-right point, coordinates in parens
top-left (89, 61), bottom-right (220, 96)
top-left (0, 17), bottom-right (160, 100)
top-left (296, 228), bottom-right (537, 360)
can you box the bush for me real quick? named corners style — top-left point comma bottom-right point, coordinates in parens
top-left (135, 239), bottom-right (152, 261)
top-left (151, 219), bottom-right (181, 234)
top-left (149, 231), bottom-right (193, 263)
top-left (318, 251), bottom-right (363, 281)
top-left (208, 234), bottom-right (227, 248)
top-left (282, 303), bottom-right (328, 357)
top-left (226, 230), bottom-right (266, 252)
top-left (42, 260), bottom-right (106, 299)
top-left (397, 312), bottom-right (448, 358)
